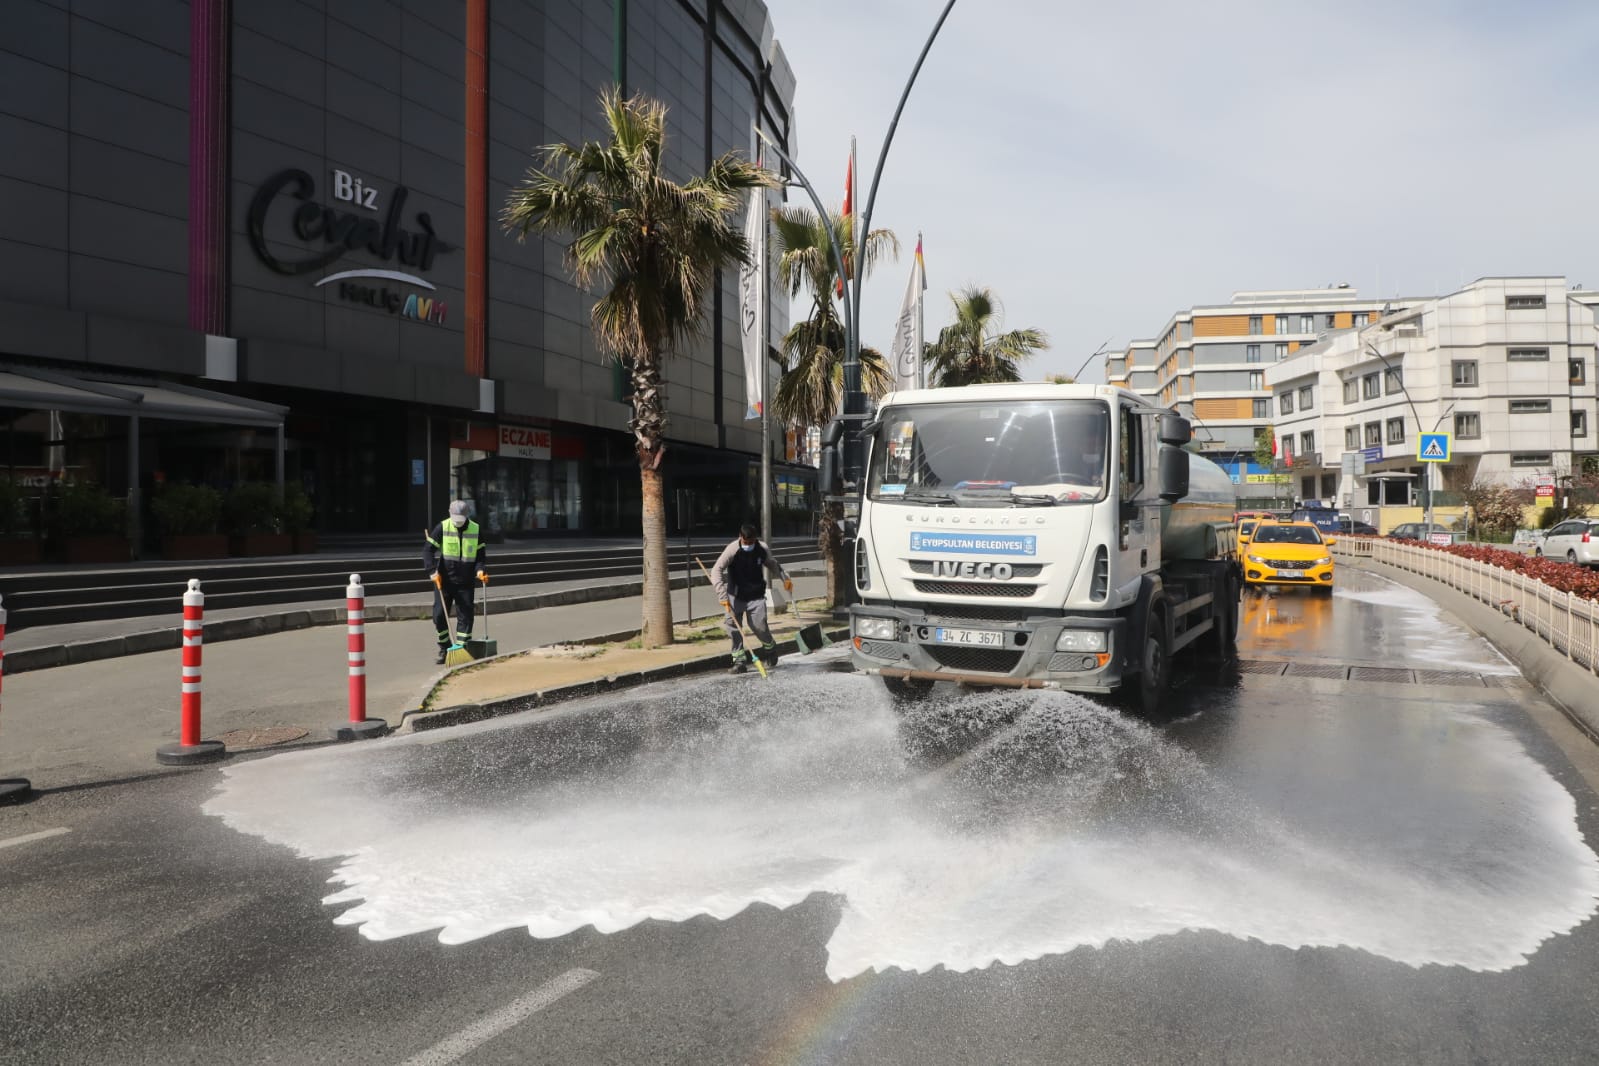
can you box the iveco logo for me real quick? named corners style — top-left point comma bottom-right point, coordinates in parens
top-left (933, 560), bottom-right (1014, 580)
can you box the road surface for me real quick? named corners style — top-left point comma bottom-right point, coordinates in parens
top-left (4, 565), bottom-right (1599, 1065)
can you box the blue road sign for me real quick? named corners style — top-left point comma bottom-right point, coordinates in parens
top-left (1361, 446), bottom-right (1383, 463)
top-left (1418, 433), bottom-right (1451, 463)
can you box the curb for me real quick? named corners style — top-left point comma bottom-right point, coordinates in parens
top-left (394, 626), bottom-right (850, 734)
top-left (1352, 557), bottom-right (1599, 742)
top-left (2, 571), bottom-right (750, 676)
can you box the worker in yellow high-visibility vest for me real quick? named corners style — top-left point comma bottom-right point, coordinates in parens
top-left (424, 500), bottom-right (487, 664)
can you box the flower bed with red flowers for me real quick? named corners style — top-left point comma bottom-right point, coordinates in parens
top-left (1396, 538), bottom-right (1599, 602)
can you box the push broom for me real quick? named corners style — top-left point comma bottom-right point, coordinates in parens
top-left (431, 570), bottom-right (475, 667)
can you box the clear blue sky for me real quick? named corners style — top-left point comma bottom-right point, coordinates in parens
top-left (769, 0), bottom-right (1599, 383)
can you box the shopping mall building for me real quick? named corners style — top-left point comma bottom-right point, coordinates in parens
top-left (0, 0), bottom-right (809, 541)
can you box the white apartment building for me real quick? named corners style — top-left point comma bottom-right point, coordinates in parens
top-left (1106, 287), bottom-right (1389, 500)
top-left (1265, 276), bottom-right (1599, 510)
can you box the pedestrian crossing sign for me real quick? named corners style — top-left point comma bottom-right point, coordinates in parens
top-left (1419, 433), bottom-right (1451, 462)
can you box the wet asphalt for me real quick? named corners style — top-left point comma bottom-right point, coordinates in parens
top-left (4, 566), bottom-right (1599, 1065)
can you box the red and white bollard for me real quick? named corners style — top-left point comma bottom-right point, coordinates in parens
top-left (0, 593), bottom-right (32, 804)
top-left (334, 574), bottom-right (386, 741)
top-left (156, 579), bottom-right (226, 765)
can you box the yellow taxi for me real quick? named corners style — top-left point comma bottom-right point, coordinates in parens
top-left (1243, 520), bottom-right (1335, 594)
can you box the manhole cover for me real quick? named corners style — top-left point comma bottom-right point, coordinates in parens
top-left (213, 727), bottom-right (310, 751)
top-left (1415, 670), bottom-right (1486, 687)
top-left (1349, 666), bottom-right (1415, 684)
top-left (1284, 663), bottom-right (1350, 680)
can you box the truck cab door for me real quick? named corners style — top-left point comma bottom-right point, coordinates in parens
top-left (1112, 404), bottom-right (1158, 606)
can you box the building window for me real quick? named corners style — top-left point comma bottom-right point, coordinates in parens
top-left (1386, 417), bottom-right (1405, 444)
top-left (1506, 294), bottom-right (1547, 310)
top-left (1325, 314), bottom-right (1337, 329)
top-left (1571, 359), bottom-right (1586, 385)
top-left (1344, 426), bottom-right (1360, 449)
top-left (1246, 344), bottom-right (1261, 363)
top-left (1509, 399), bottom-right (1551, 413)
top-left (1300, 431), bottom-right (1315, 456)
top-left (1362, 373), bottom-right (1380, 399)
top-left (1279, 392), bottom-right (1294, 415)
top-left (1507, 347), bottom-right (1550, 361)
top-left (1275, 316), bottom-right (1290, 335)
top-left (1298, 385), bottom-right (1314, 409)
top-left (1511, 452), bottom-right (1553, 466)
top-left (1353, 312), bottom-right (1369, 327)
top-left (1452, 360), bottom-right (1478, 387)
top-left (1364, 422), bottom-right (1382, 446)
top-left (1384, 367), bottom-right (1403, 394)
top-left (1248, 315), bottom-right (1262, 335)
top-left (1252, 398), bottom-right (1269, 418)
top-left (1455, 412), bottom-right (1481, 439)
top-left (1282, 437), bottom-right (1294, 460)
top-left (1275, 342), bottom-right (1288, 361)
top-left (1299, 314), bottom-right (1314, 333)
top-left (1343, 379), bottom-right (1358, 404)
top-left (1249, 371), bottom-right (1263, 390)
top-left (1574, 410), bottom-right (1589, 438)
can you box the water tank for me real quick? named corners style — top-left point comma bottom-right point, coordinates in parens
top-left (1160, 452), bottom-right (1237, 562)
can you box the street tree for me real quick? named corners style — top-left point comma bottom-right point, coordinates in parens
top-left (769, 205), bottom-right (896, 606)
top-left (502, 89), bottom-right (775, 647)
top-left (924, 286), bottom-right (1049, 387)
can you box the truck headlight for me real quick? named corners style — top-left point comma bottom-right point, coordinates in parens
top-left (1055, 629), bottom-right (1107, 653)
top-left (855, 616), bottom-right (897, 641)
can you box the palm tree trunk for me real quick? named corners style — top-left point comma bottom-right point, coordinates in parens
top-left (818, 498), bottom-right (847, 607)
top-left (632, 353), bottom-right (674, 647)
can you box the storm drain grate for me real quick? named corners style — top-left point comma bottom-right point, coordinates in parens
top-left (1284, 663), bottom-right (1351, 680)
top-left (1236, 659), bottom-right (1289, 676)
top-left (1349, 666), bottom-right (1416, 684)
top-left (1415, 669), bottom-right (1487, 687)
top-left (1480, 674), bottom-right (1525, 689)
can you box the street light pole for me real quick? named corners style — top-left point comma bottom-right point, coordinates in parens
top-left (1363, 342), bottom-right (1435, 527)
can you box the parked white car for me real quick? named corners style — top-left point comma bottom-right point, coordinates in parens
top-left (1535, 518), bottom-right (1599, 567)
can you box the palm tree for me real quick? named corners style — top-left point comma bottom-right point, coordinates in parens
top-left (769, 206), bottom-right (897, 605)
top-left (503, 90), bottom-right (774, 647)
top-left (925, 286), bottom-right (1049, 387)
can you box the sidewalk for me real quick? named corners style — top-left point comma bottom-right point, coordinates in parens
top-left (0, 575), bottom-right (830, 792)
top-left (3, 561), bottom-right (824, 672)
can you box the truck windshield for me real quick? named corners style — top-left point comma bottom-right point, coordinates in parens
top-left (867, 400), bottom-right (1110, 505)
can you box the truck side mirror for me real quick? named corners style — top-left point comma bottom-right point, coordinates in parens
top-left (1158, 412), bottom-right (1192, 446)
top-left (819, 445), bottom-right (841, 497)
top-left (1158, 445), bottom-right (1190, 501)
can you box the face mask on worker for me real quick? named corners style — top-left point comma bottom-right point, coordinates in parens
top-left (740, 542), bottom-right (756, 552)
top-left (451, 514), bottom-right (468, 529)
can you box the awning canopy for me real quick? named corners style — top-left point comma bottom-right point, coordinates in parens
top-left (0, 366), bottom-right (285, 428)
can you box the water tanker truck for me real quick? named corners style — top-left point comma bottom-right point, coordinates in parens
top-left (818, 383), bottom-right (1240, 714)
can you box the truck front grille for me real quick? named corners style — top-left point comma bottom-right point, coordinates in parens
top-left (908, 561), bottom-right (1043, 577)
top-left (912, 580), bottom-right (1037, 598)
top-left (927, 646), bottom-right (1024, 673)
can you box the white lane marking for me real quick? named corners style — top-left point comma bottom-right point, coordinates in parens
top-left (396, 968), bottom-right (599, 1066)
top-left (0, 827), bottom-right (71, 850)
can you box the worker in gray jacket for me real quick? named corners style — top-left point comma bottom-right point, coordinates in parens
top-left (710, 523), bottom-right (793, 674)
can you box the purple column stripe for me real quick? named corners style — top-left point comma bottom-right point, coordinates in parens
top-left (188, 0), bottom-right (228, 335)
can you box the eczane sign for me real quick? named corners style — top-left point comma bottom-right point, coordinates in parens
top-left (499, 426), bottom-right (551, 460)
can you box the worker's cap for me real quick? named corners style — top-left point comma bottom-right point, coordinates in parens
top-left (449, 499), bottom-right (470, 517)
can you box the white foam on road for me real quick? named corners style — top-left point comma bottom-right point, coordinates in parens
top-left (205, 674), bottom-right (1598, 981)
top-left (1336, 577), bottom-right (1519, 673)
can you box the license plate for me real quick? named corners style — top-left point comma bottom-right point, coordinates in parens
top-left (933, 627), bottom-right (1005, 647)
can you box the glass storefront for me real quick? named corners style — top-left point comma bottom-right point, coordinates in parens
top-left (451, 451), bottom-right (584, 536)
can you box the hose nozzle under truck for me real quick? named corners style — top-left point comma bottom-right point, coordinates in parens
top-left (820, 384), bottom-right (1241, 715)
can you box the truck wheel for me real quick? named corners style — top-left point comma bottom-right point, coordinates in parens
top-left (1123, 605), bottom-right (1170, 717)
top-left (881, 676), bottom-right (935, 703)
top-left (1209, 572), bottom-right (1239, 659)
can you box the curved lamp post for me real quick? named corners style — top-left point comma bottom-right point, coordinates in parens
top-left (1363, 341), bottom-right (1453, 530)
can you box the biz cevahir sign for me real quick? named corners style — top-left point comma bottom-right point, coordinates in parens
top-left (909, 532), bottom-right (1037, 556)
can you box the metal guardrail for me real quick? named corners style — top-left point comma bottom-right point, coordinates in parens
top-left (1333, 537), bottom-right (1598, 674)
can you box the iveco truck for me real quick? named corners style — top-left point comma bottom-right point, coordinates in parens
top-left (820, 383), bottom-right (1240, 713)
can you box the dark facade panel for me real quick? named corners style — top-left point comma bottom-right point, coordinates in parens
top-left (69, 256), bottom-right (186, 326)
top-left (341, 354), bottom-right (417, 402)
top-left (0, 49), bottom-right (70, 126)
top-left (7, 1), bottom-right (70, 72)
top-left (69, 13), bottom-right (188, 109)
top-left (69, 196), bottom-right (187, 275)
top-left (70, 137), bottom-right (188, 220)
top-left (68, 78), bottom-right (186, 164)
top-left (414, 364), bottom-right (480, 410)
top-left (488, 337), bottom-right (543, 385)
top-left (502, 376), bottom-right (557, 420)
top-left (325, 65), bottom-right (404, 137)
top-left (0, 114), bottom-right (68, 190)
top-left (397, 320), bottom-right (463, 367)
top-left (242, 338), bottom-right (344, 392)
top-left (233, 0), bottom-right (326, 58)
top-left (0, 176), bottom-right (68, 250)
top-left (233, 78), bottom-right (328, 154)
top-left (326, 113), bottom-right (405, 183)
top-left (71, 0), bottom-right (189, 57)
top-left (233, 26), bottom-right (328, 109)
top-left (85, 312), bottom-right (204, 374)
top-left (326, 302), bottom-right (403, 361)
top-left (0, 295), bottom-right (83, 360)
top-left (325, 14), bottom-right (402, 91)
